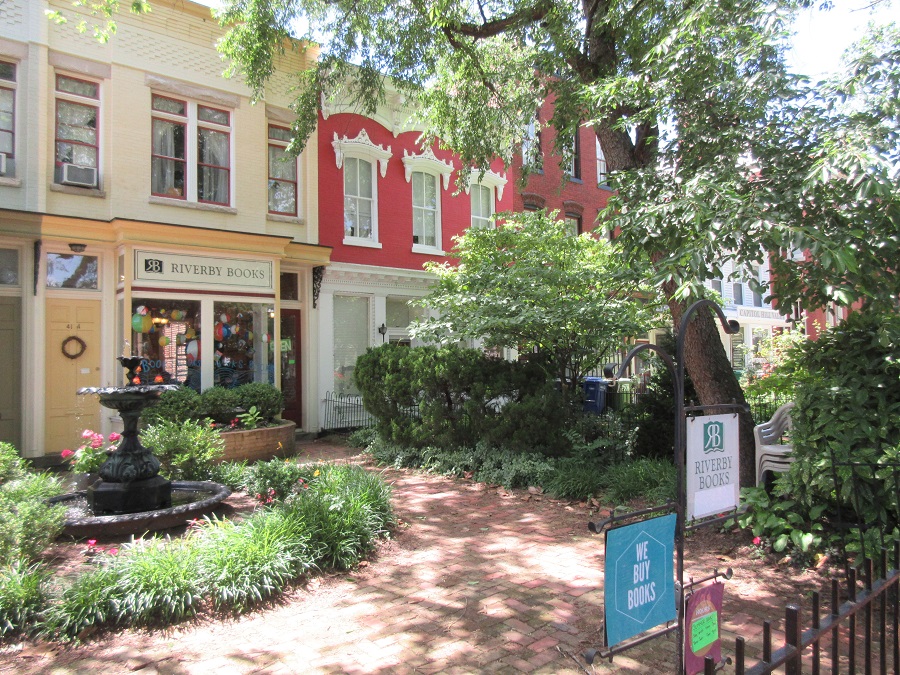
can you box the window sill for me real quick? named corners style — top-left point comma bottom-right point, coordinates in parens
top-left (267, 213), bottom-right (303, 225)
top-left (50, 183), bottom-right (106, 198)
top-left (567, 177), bottom-right (583, 185)
top-left (411, 244), bottom-right (444, 255)
top-left (148, 195), bottom-right (237, 214)
top-left (0, 177), bottom-right (22, 188)
top-left (342, 237), bottom-right (382, 249)
top-left (597, 183), bottom-right (613, 192)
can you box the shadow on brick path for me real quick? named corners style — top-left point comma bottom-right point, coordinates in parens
top-left (1, 441), bottom-right (823, 674)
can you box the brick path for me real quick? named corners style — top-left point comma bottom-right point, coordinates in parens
top-left (2, 441), bottom-right (817, 674)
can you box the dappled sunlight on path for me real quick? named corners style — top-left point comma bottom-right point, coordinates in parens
top-left (1, 441), bottom-right (828, 674)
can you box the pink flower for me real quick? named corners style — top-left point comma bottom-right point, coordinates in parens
top-left (753, 536), bottom-right (762, 546)
top-left (108, 432), bottom-right (121, 442)
top-left (61, 449), bottom-right (75, 459)
top-left (86, 539), bottom-right (97, 547)
top-left (108, 548), bottom-right (119, 556)
top-left (82, 429), bottom-right (95, 439)
top-left (90, 438), bottom-right (104, 450)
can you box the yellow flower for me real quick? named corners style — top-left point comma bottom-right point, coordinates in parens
top-left (314, 469), bottom-right (320, 477)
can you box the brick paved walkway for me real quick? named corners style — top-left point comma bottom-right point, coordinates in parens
top-left (2, 441), bottom-right (817, 674)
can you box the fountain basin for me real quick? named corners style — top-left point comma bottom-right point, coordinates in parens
top-left (49, 481), bottom-right (232, 538)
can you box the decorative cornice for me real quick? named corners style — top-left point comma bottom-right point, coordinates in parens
top-left (332, 129), bottom-right (392, 177)
top-left (401, 147), bottom-right (454, 190)
top-left (466, 168), bottom-right (508, 202)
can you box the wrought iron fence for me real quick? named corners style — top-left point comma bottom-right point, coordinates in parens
top-left (321, 391), bottom-right (420, 432)
top-left (712, 549), bottom-right (900, 674)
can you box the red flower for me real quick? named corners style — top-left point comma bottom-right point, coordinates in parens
top-left (108, 547), bottom-right (119, 556)
top-left (753, 536), bottom-right (762, 546)
top-left (61, 449), bottom-right (75, 459)
top-left (86, 539), bottom-right (97, 547)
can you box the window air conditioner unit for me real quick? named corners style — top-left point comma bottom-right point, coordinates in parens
top-left (0, 153), bottom-right (6, 176)
top-left (61, 163), bottom-right (97, 188)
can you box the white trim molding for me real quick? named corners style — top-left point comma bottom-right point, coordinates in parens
top-left (466, 168), bottom-right (508, 202)
top-left (332, 129), bottom-right (392, 177)
top-left (402, 147), bottom-right (454, 190)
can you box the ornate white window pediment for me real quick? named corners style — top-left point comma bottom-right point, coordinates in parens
top-left (332, 129), bottom-right (392, 177)
top-left (401, 147), bottom-right (454, 190)
top-left (466, 168), bottom-right (507, 202)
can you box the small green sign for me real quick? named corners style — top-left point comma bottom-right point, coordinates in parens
top-left (690, 610), bottom-right (718, 652)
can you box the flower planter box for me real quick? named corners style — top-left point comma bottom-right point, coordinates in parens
top-left (218, 420), bottom-right (296, 463)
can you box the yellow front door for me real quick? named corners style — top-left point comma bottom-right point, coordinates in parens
top-left (0, 297), bottom-right (22, 450)
top-left (45, 298), bottom-right (102, 455)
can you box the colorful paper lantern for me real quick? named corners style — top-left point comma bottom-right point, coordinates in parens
top-left (185, 339), bottom-right (199, 364)
top-left (141, 315), bottom-right (153, 333)
top-left (132, 313), bottom-right (144, 333)
top-left (214, 322), bottom-right (224, 341)
top-left (220, 313), bottom-right (229, 323)
top-left (136, 305), bottom-right (148, 316)
top-left (158, 336), bottom-right (170, 347)
top-left (176, 333), bottom-right (186, 346)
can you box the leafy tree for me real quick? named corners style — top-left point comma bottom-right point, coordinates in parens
top-left (412, 210), bottom-right (657, 394)
top-left (71, 0), bottom-right (900, 487)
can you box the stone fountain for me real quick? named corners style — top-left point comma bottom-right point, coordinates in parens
top-left (49, 356), bottom-right (231, 537)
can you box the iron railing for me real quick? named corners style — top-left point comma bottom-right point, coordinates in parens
top-left (713, 548), bottom-right (900, 674)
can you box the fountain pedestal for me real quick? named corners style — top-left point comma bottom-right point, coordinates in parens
top-left (82, 357), bottom-right (174, 515)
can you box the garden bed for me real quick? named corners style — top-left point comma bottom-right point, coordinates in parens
top-left (218, 420), bottom-right (296, 463)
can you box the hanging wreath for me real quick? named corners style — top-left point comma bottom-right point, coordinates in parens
top-left (61, 335), bottom-right (87, 360)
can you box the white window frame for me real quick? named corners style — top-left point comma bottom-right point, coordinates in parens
top-left (54, 73), bottom-right (101, 188)
top-left (522, 117), bottom-right (542, 170)
top-left (151, 94), bottom-right (234, 206)
top-left (267, 124), bottom-right (298, 216)
top-left (596, 137), bottom-right (608, 186)
top-left (0, 60), bottom-right (17, 180)
top-left (466, 168), bottom-right (507, 230)
top-left (402, 147), bottom-right (452, 254)
top-left (333, 129), bottom-right (392, 249)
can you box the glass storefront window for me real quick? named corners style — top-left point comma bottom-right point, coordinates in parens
top-left (46, 253), bottom-right (98, 289)
top-left (280, 272), bottom-right (298, 301)
top-left (213, 302), bottom-right (275, 388)
top-left (0, 249), bottom-right (18, 285)
top-left (131, 300), bottom-right (201, 389)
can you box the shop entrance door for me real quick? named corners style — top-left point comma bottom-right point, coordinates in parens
top-left (0, 298), bottom-right (22, 449)
top-left (279, 309), bottom-right (302, 426)
top-left (45, 299), bottom-right (101, 455)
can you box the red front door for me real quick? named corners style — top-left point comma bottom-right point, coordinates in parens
top-left (280, 309), bottom-right (302, 426)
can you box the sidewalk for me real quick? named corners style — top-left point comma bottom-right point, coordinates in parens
top-left (2, 441), bottom-right (818, 674)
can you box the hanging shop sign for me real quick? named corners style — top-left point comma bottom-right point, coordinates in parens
top-left (134, 250), bottom-right (274, 292)
top-left (604, 513), bottom-right (677, 647)
top-left (737, 307), bottom-right (785, 321)
top-left (686, 414), bottom-right (740, 521)
top-left (684, 582), bottom-right (725, 675)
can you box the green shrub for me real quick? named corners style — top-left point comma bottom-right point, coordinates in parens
top-left (140, 387), bottom-right (202, 427)
top-left (287, 464), bottom-right (394, 570)
top-left (208, 460), bottom-right (249, 491)
top-left (235, 383), bottom-right (284, 421)
top-left (0, 442), bottom-right (25, 483)
top-left (355, 343), bottom-right (571, 454)
top-left (42, 566), bottom-right (123, 640)
top-left (141, 420), bottom-right (224, 481)
top-left (0, 561), bottom-right (47, 637)
top-left (0, 473), bottom-right (65, 565)
top-left (599, 458), bottom-right (677, 504)
top-left (347, 427), bottom-right (378, 448)
top-left (198, 386), bottom-right (241, 423)
top-left (116, 538), bottom-right (200, 625)
top-left (194, 509), bottom-right (313, 611)
top-left (742, 312), bottom-right (900, 560)
top-left (244, 458), bottom-right (315, 503)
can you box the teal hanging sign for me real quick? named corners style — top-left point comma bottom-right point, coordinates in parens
top-left (604, 513), bottom-right (677, 647)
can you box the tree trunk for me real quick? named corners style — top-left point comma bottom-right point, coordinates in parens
top-left (665, 288), bottom-right (757, 489)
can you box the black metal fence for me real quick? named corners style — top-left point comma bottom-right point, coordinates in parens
top-left (715, 549), bottom-right (900, 674)
top-left (321, 392), bottom-right (375, 431)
